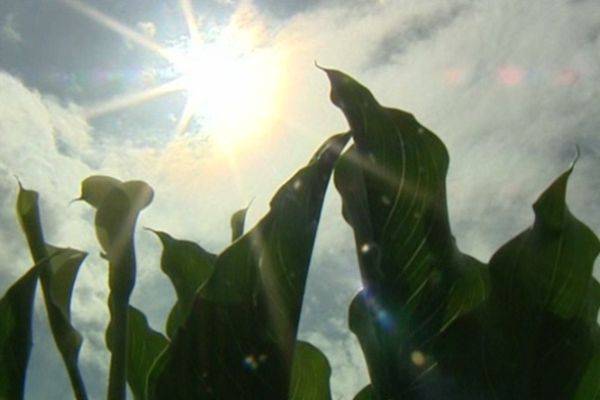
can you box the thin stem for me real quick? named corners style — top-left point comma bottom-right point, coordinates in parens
top-left (107, 293), bottom-right (129, 400)
top-left (106, 243), bottom-right (136, 400)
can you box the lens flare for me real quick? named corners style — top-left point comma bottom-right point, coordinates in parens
top-left (59, 0), bottom-right (285, 152)
top-left (497, 65), bottom-right (525, 86)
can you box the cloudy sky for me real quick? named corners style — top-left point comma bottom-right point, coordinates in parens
top-left (1, 0), bottom-right (599, 398)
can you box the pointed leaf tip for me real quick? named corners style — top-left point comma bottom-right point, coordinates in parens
top-left (533, 145), bottom-right (586, 231)
top-left (533, 167), bottom-right (573, 230)
top-left (230, 200), bottom-right (252, 242)
top-left (322, 69), bottom-right (378, 109)
top-left (570, 144), bottom-right (581, 169)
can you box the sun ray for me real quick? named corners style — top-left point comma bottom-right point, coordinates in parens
top-left (180, 0), bottom-right (202, 45)
top-left (174, 100), bottom-right (196, 136)
top-left (84, 80), bottom-right (182, 119)
top-left (58, 0), bottom-right (286, 152)
top-left (58, 0), bottom-right (174, 61)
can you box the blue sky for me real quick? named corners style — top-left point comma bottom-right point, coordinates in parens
top-left (1, 0), bottom-right (599, 398)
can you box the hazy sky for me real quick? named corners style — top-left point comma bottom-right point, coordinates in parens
top-left (1, 0), bottom-right (599, 399)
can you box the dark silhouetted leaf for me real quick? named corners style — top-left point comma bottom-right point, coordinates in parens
top-left (79, 176), bottom-right (153, 400)
top-left (289, 341), bottom-right (332, 400)
top-left (0, 264), bottom-right (41, 399)
top-left (16, 184), bottom-right (88, 400)
top-left (473, 167), bottom-right (600, 400)
top-left (147, 132), bottom-right (350, 400)
top-left (106, 306), bottom-right (168, 400)
top-left (326, 68), bottom-right (488, 398)
top-left (151, 230), bottom-right (216, 338)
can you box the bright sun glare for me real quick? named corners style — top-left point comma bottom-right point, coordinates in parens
top-left (61, 0), bottom-right (284, 151)
top-left (170, 29), bottom-right (283, 148)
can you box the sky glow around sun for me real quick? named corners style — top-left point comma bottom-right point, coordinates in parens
top-left (170, 27), bottom-right (284, 149)
top-left (61, 0), bottom-right (285, 151)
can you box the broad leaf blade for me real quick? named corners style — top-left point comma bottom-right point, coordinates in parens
top-left (16, 184), bottom-right (88, 400)
top-left (327, 68), bottom-right (488, 397)
top-left (480, 167), bottom-right (600, 399)
top-left (152, 230), bottom-right (216, 338)
top-left (147, 132), bottom-right (349, 400)
top-left (0, 265), bottom-right (41, 399)
top-left (328, 67), bottom-right (487, 319)
top-left (289, 341), bottom-right (332, 400)
top-left (106, 306), bottom-right (168, 400)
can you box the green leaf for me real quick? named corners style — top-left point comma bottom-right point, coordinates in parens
top-left (151, 230), bottom-right (216, 338)
top-left (524, 167), bottom-right (598, 319)
top-left (289, 341), bottom-right (332, 400)
top-left (347, 291), bottom-right (412, 397)
top-left (106, 306), bottom-right (168, 400)
top-left (477, 167), bottom-right (600, 399)
top-left (43, 246), bottom-right (88, 398)
top-left (353, 385), bottom-right (375, 400)
top-left (574, 329), bottom-right (600, 399)
top-left (79, 176), bottom-right (154, 400)
top-left (147, 132), bottom-right (349, 400)
top-left (327, 68), bottom-right (488, 398)
top-left (16, 184), bottom-right (88, 400)
top-left (0, 264), bottom-right (41, 399)
top-left (230, 204), bottom-right (250, 242)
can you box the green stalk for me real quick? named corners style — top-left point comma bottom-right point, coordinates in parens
top-left (106, 244), bottom-right (136, 400)
top-left (107, 296), bottom-right (129, 400)
top-left (77, 177), bottom-right (154, 400)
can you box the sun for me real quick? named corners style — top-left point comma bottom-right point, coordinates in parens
top-left (60, 0), bottom-right (285, 151)
top-left (170, 27), bottom-right (284, 149)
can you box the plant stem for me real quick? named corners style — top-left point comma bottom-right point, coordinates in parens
top-left (107, 293), bottom-right (129, 400)
top-left (107, 244), bottom-right (136, 400)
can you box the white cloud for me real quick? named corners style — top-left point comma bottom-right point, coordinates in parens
top-left (0, 73), bottom-right (110, 397)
